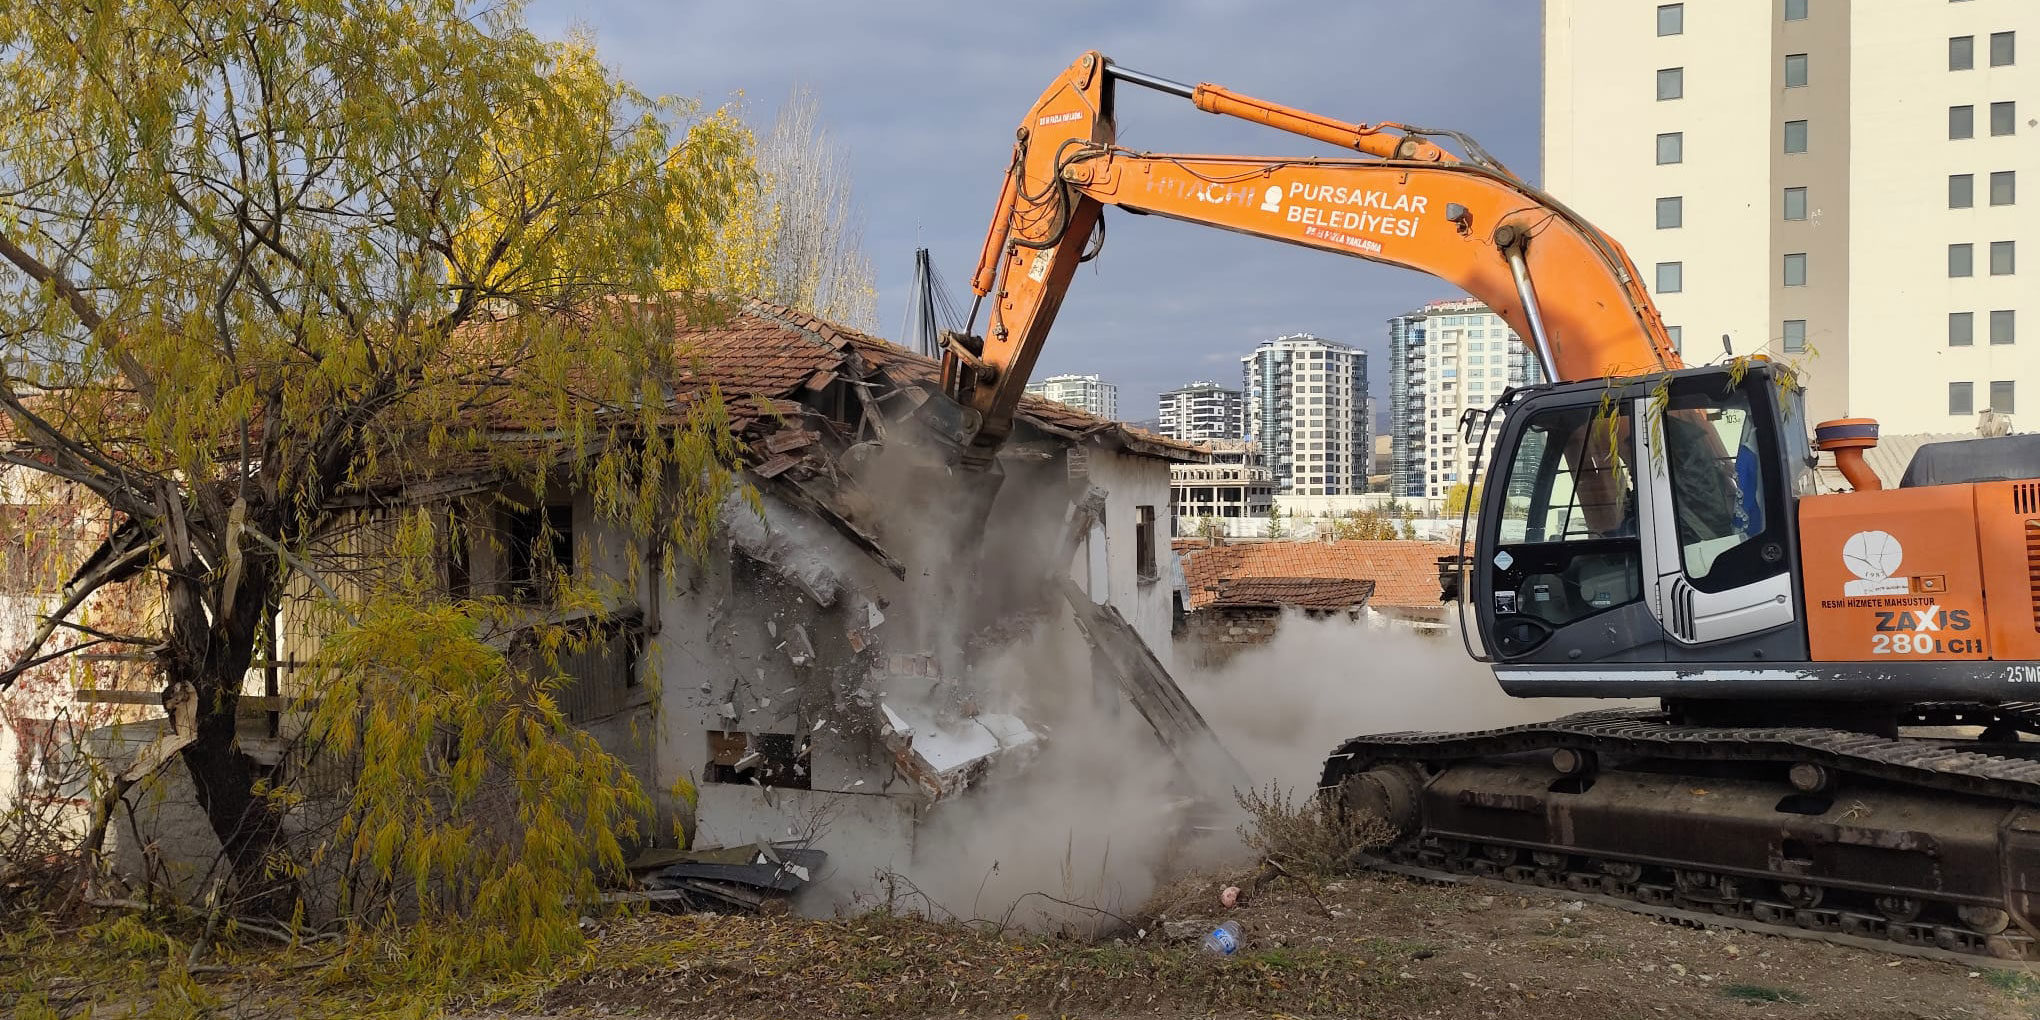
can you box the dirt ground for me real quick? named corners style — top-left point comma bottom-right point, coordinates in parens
top-left (497, 870), bottom-right (2036, 1020)
top-left (8, 869), bottom-right (2036, 1018)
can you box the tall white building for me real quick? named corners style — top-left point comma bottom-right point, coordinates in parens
top-left (1240, 333), bottom-right (1370, 496)
top-left (1024, 373), bottom-right (1119, 420)
top-left (1388, 299), bottom-right (1546, 500)
top-left (1157, 381), bottom-right (1245, 443)
top-left (1545, 0), bottom-right (2039, 433)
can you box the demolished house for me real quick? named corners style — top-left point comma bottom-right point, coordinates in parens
top-left (17, 300), bottom-right (1219, 905)
top-left (645, 303), bottom-right (1210, 881)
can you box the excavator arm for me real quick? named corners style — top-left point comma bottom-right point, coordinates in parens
top-left (939, 51), bottom-right (1680, 468)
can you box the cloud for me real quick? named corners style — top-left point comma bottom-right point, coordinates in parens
top-left (528, 0), bottom-right (1539, 418)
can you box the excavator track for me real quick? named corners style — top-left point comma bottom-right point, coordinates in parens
top-left (1320, 705), bottom-right (2040, 964)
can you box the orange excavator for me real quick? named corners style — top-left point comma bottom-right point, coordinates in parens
top-left (930, 51), bottom-right (2040, 961)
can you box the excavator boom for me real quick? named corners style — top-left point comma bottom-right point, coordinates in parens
top-left (940, 51), bottom-right (1678, 467)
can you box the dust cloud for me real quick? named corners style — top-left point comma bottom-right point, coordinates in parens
top-left (1178, 613), bottom-right (1633, 791)
top-left (827, 424), bottom-right (1628, 928)
top-left (833, 598), bottom-right (1632, 929)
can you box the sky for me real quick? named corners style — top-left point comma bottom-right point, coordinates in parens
top-left (524, 0), bottom-right (1543, 424)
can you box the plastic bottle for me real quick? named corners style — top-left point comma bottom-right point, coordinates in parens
top-left (1201, 920), bottom-right (1243, 955)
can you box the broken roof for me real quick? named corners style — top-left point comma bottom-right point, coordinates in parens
top-left (665, 299), bottom-right (1202, 461)
top-left (1182, 540), bottom-right (1454, 611)
top-left (795, 307), bottom-right (1205, 462)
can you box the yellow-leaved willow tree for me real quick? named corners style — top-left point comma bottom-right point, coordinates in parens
top-left (0, 0), bottom-right (752, 960)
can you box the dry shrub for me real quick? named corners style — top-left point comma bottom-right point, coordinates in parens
top-left (1235, 782), bottom-right (1394, 876)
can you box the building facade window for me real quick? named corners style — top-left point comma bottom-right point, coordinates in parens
top-left (1783, 319), bottom-right (1806, 353)
top-left (1656, 196), bottom-right (1683, 229)
top-left (1783, 253), bottom-right (1807, 286)
top-left (1991, 309), bottom-right (2017, 345)
top-left (1993, 101), bottom-right (2017, 136)
top-left (1657, 131), bottom-right (1684, 164)
top-left (1785, 53), bottom-right (1808, 87)
top-left (1785, 0), bottom-right (1807, 19)
top-left (1656, 262), bottom-right (1683, 293)
top-left (1951, 104), bottom-right (1975, 139)
top-left (1951, 173), bottom-right (1975, 208)
top-left (1666, 325), bottom-right (1683, 353)
top-left (1951, 381), bottom-right (1975, 415)
top-left (1135, 505), bottom-right (1157, 582)
top-left (1783, 187), bottom-right (1808, 220)
top-left (1951, 311), bottom-right (1975, 346)
top-left (1784, 120), bottom-right (1808, 153)
top-left (1658, 67), bottom-right (1684, 101)
top-left (1951, 242), bottom-right (1975, 277)
top-left (1993, 380), bottom-right (2017, 413)
top-left (1952, 35), bottom-right (1975, 71)
top-left (1657, 3), bottom-right (1683, 35)
top-left (1991, 240), bottom-right (2016, 275)
top-left (1991, 170), bottom-right (2016, 206)
top-left (504, 503), bottom-right (573, 603)
top-left (1990, 31), bottom-right (2015, 67)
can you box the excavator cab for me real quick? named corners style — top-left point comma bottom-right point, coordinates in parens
top-left (1471, 362), bottom-right (1815, 687)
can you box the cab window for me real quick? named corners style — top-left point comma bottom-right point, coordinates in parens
top-left (1663, 386), bottom-right (1784, 592)
top-left (1490, 402), bottom-right (1643, 631)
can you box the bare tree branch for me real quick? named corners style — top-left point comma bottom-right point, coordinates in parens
top-left (0, 535), bottom-right (161, 692)
top-left (0, 228), bottom-right (160, 403)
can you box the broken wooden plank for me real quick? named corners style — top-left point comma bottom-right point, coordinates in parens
top-left (765, 429), bottom-right (821, 454)
top-left (754, 453), bottom-right (802, 479)
top-left (1059, 578), bottom-right (1251, 795)
top-left (76, 689), bottom-right (303, 711)
top-left (770, 477), bottom-right (908, 580)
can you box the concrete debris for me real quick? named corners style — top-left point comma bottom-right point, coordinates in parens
top-left (872, 662), bottom-right (1039, 803)
top-left (785, 624), bottom-right (814, 666)
top-left (721, 490), bottom-right (847, 606)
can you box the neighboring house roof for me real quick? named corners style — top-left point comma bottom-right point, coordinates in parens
top-left (1182, 540), bottom-right (1455, 610)
top-left (1206, 576), bottom-right (1375, 611)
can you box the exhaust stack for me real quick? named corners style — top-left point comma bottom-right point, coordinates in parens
top-left (1814, 418), bottom-right (1882, 492)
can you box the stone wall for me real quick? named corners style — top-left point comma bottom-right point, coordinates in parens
top-left (1181, 607), bottom-right (1283, 668)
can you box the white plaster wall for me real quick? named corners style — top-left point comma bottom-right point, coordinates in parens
top-left (1849, 0), bottom-right (2040, 433)
top-left (1072, 448), bottom-right (1179, 661)
top-left (651, 489), bottom-right (910, 853)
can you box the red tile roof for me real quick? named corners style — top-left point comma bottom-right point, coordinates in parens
top-left (1182, 540), bottom-right (1455, 610)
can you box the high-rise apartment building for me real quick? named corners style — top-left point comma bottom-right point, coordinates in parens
top-left (1156, 381), bottom-right (1245, 443)
top-left (1386, 312), bottom-right (1429, 498)
top-left (1023, 373), bottom-right (1119, 420)
top-left (1546, 0), bottom-right (2039, 433)
top-left (1388, 299), bottom-right (1546, 500)
top-left (1240, 333), bottom-right (1370, 495)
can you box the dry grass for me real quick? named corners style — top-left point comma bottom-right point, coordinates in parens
top-left (1235, 782), bottom-right (1394, 877)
